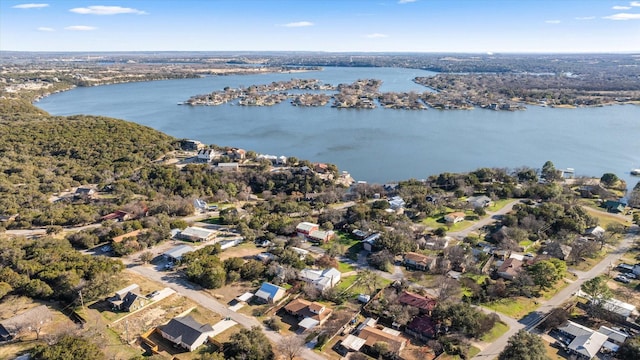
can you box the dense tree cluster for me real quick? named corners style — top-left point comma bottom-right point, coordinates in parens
top-left (498, 330), bottom-right (549, 360)
top-left (223, 326), bottom-right (274, 360)
top-left (31, 334), bottom-right (105, 360)
top-left (0, 236), bottom-right (124, 302)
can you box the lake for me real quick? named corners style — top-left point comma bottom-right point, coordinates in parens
top-left (36, 67), bottom-right (640, 189)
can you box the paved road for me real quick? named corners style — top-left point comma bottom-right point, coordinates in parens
top-left (129, 265), bottom-right (326, 360)
top-left (472, 225), bottom-right (639, 360)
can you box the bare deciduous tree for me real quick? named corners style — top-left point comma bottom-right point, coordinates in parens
top-left (277, 335), bottom-right (306, 360)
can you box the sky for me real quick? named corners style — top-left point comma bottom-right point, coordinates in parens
top-left (1, 0), bottom-right (639, 53)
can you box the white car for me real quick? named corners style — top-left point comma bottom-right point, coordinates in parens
top-left (615, 275), bottom-right (631, 284)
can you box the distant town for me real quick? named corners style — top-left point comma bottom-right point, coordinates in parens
top-left (1, 52), bottom-right (639, 360)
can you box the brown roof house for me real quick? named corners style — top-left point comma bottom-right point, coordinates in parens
top-left (284, 298), bottom-right (333, 332)
top-left (403, 252), bottom-right (436, 271)
top-left (497, 258), bottom-right (523, 280)
top-left (398, 291), bottom-right (437, 315)
top-left (357, 322), bottom-right (407, 355)
top-left (444, 212), bottom-right (466, 224)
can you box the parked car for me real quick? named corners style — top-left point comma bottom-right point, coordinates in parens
top-left (615, 275), bottom-right (631, 284)
top-left (625, 273), bottom-right (637, 279)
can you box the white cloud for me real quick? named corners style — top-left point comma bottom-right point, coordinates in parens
top-left (37, 27), bottom-right (54, 31)
top-left (631, 1), bottom-right (640, 6)
top-left (612, 5), bottom-right (631, 10)
top-left (575, 16), bottom-right (595, 20)
top-left (603, 12), bottom-right (640, 20)
top-left (398, 0), bottom-right (417, 3)
top-left (282, 21), bottom-right (314, 27)
top-left (65, 25), bottom-right (97, 31)
top-left (545, 20), bottom-right (561, 24)
top-left (69, 5), bottom-right (146, 15)
top-left (365, 33), bottom-right (389, 38)
top-left (12, 3), bottom-right (49, 9)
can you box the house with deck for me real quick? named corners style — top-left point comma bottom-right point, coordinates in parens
top-left (160, 316), bottom-right (215, 352)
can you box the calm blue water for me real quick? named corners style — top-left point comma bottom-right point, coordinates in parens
top-left (37, 67), bottom-right (640, 189)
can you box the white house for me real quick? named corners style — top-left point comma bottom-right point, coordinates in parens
top-left (299, 267), bottom-right (341, 291)
top-left (444, 212), bottom-right (465, 224)
top-left (197, 149), bottom-right (217, 162)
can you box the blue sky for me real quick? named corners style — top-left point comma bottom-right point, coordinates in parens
top-left (1, 0), bottom-right (639, 53)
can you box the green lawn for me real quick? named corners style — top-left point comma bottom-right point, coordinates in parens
top-left (487, 198), bottom-right (515, 212)
top-left (337, 261), bottom-right (355, 273)
top-left (421, 215), bottom-right (476, 232)
top-left (481, 321), bottom-right (509, 342)
top-left (482, 298), bottom-right (539, 319)
top-left (335, 275), bottom-right (392, 296)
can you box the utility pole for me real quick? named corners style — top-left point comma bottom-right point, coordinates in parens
top-left (78, 290), bottom-right (85, 309)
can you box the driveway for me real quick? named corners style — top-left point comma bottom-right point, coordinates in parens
top-left (471, 225), bottom-right (639, 360)
top-left (128, 265), bottom-right (326, 360)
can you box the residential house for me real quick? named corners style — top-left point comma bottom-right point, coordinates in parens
top-left (160, 316), bottom-right (215, 352)
top-left (406, 315), bottom-right (437, 341)
top-left (290, 247), bottom-right (310, 259)
top-left (388, 196), bottom-right (406, 210)
top-left (0, 305), bottom-right (53, 342)
top-left (180, 139), bottom-right (205, 151)
top-left (112, 229), bottom-right (143, 244)
top-left (307, 230), bottom-right (335, 243)
top-left (403, 252), bottom-right (436, 271)
top-left (74, 187), bottom-right (96, 199)
top-left (197, 149), bottom-right (217, 162)
top-left (177, 226), bottom-right (216, 242)
top-left (602, 200), bottom-right (626, 214)
top-left (557, 321), bottom-right (608, 360)
top-left (299, 267), bottom-right (341, 291)
top-left (584, 226), bottom-right (605, 239)
top-left (163, 245), bottom-right (195, 263)
top-left (600, 298), bottom-right (637, 323)
top-left (101, 210), bottom-right (133, 222)
top-left (255, 252), bottom-right (277, 263)
top-left (362, 233), bottom-right (381, 252)
top-left (597, 326), bottom-right (628, 346)
top-left (313, 163), bottom-right (329, 174)
top-left (467, 195), bottom-right (492, 209)
top-left (108, 284), bottom-right (149, 312)
top-left (497, 258), bottom-right (523, 280)
top-left (296, 222), bottom-right (319, 236)
top-left (254, 282), bottom-right (286, 304)
top-left (398, 291), bottom-right (437, 315)
top-left (352, 229), bottom-right (369, 240)
top-left (226, 148), bottom-right (246, 160)
top-left (357, 324), bottom-right (407, 355)
top-left (444, 212), bottom-right (466, 224)
top-left (284, 298), bottom-right (333, 332)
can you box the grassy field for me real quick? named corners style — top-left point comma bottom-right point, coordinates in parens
top-left (480, 321), bottom-right (509, 342)
top-left (487, 198), bottom-right (515, 212)
top-left (483, 298), bottom-right (539, 319)
top-left (582, 203), bottom-right (632, 227)
top-left (437, 346), bottom-right (481, 360)
top-left (337, 261), bottom-right (355, 273)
